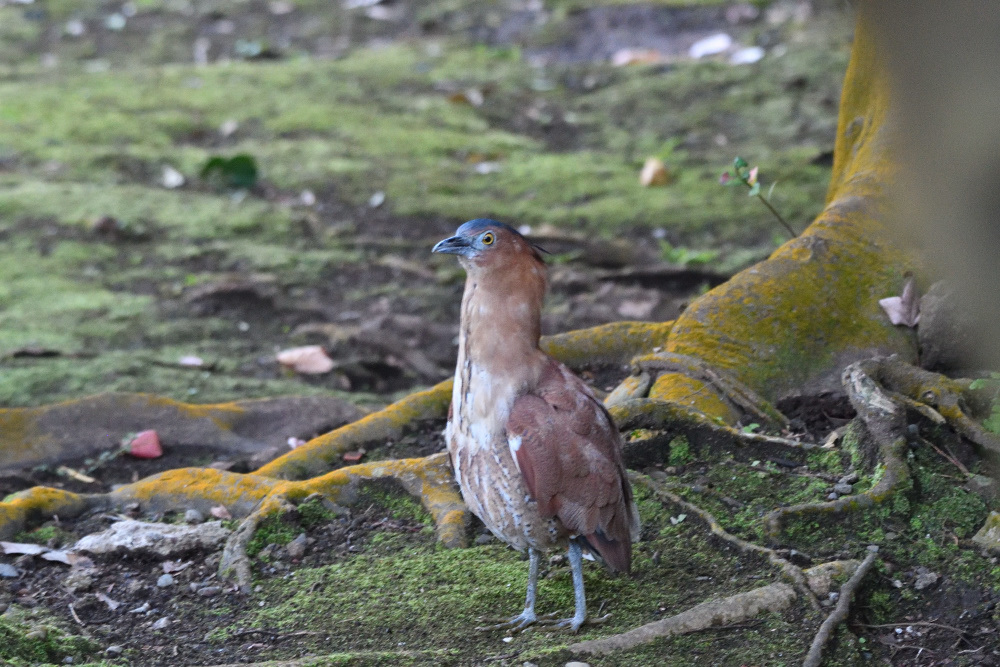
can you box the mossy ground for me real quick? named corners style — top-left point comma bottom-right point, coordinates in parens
top-left (0, 0), bottom-right (848, 408)
top-left (6, 2), bottom-right (993, 666)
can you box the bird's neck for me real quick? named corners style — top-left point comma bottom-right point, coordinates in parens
top-left (457, 256), bottom-right (547, 386)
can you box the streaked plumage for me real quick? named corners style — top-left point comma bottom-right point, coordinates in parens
top-left (433, 218), bottom-right (638, 631)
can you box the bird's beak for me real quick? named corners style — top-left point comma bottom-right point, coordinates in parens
top-left (432, 235), bottom-right (473, 256)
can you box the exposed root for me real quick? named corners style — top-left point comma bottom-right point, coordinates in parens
top-left (220, 495), bottom-right (296, 592)
top-left (764, 360), bottom-right (912, 537)
top-left (256, 381), bottom-right (453, 480)
top-left (540, 320), bottom-right (674, 368)
top-left (802, 545), bottom-right (879, 667)
top-left (632, 351), bottom-right (790, 429)
top-left (611, 398), bottom-right (819, 454)
top-left (633, 473), bottom-right (821, 611)
top-left (569, 559), bottom-right (861, 656)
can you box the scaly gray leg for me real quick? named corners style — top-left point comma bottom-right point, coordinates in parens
top-left (477, 548), bottom-right (542, 631)
top-left (566, 540), bottom-right (587, 632)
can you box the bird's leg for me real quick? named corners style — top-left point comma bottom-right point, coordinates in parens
top-left (565, 540), bottom-right (587, 632)
top-left (477, 548), bottom-right (545, 632)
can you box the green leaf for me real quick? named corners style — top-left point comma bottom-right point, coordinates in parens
top-left (201, 154), bottom-right (259, 190)
top-left (741, 423), bottom-right (760, 433)
top-left (733, 156), bottom-right (748, 169)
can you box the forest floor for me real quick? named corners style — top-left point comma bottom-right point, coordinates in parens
top-left (0, 0), bottom-right (997, 665)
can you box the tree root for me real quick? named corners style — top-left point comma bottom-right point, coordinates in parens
top-left (763, 359), bottom-right (913, 537)
top-left (569, 558), bottom-right (861, 656)
top-left (633, 473), bottom-right (821, 611)
top-left (631, 351), bottom-right (790, 429)
top-left (220, 495), bottom-right (297, 592)
top-left (803, 545), bottom-right (879, 667)
top-left (0, 453), bottom-right (467, 584)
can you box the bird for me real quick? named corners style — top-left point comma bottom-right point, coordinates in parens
top-left (432, 218), bottom-right (639, 632)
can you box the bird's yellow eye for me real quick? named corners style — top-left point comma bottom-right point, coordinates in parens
top-left (481, 232), bottom-right (495, 246)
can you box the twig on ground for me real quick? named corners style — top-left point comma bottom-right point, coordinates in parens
top-left (68, 603), bottom-right (85, 626)
top-left (802, 545), bottom-right (879, 667)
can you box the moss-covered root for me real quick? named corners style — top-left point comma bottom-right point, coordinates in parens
top-left (540, 320), bottom-right (675, 368)
top-left (764, 359), bottom-right (911, 537)
top-left (0, 392), bottom-right (362, 471)
top-left (610, 397), bottom-right (818, 456)
top-left (861, 356), bottom-right (1000, 462)
top-left (569, 558), bottom-right (861, 657)
top-left (220, 495), bottom-right (297, 592)
top-left (0, 453), bottom-right (467, 553)
top-left (632, 351), bottom-right (790, 428)
top-left (633, 473), bottom-right (820, 611)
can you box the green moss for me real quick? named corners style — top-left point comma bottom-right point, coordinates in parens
top-left (0, 608), bottom-right (98, 666)
top-left (667, 435), bottom-right (692, 466)
top-left (12, 524), bottom-right (74, 547)
top-left (247, 513), bottom-right (301, 557)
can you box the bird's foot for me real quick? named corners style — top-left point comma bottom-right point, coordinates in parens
top-left (536, 613), bottom-right (611, 633)
top-left (476, 610), bottom-right (558, 633)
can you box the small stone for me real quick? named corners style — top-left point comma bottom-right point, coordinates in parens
top-left (105, 645), bottom-right (124, 656)
top-left (967, 475), bottom-right (999, 503)
top-left (197, 585), bottom-right (222, 597)
top-left (565, 662), bottom-right (591, 667)
top-left (285, 533), bottom-right (307, 559)
top-left (63, 656), bottom-right (74, 664)
top-left (0, 564), bottom-right (19, 578)
top-left (184, 509), bottom-right (205, 524)
top-left (974, 511), bottom-right (1000, 554)
top-left (838, 472), bottom-right (860, 484)
top-left (826, 492), bottom-right (839, 501)
top-left (833, 483), bottom-right (854, 495)
top-left (156, 574), bottom-right (175, 588)
top-left (62, 569), bottom-right (94, 593)
top-left (73, 519), bottom-right (231, 558)
top-left (151, 617), bottom-right (170, 630)
top-left (474, 533), bottom-right (495, 546)
top-left (913, 568), bottom-right (939, 591)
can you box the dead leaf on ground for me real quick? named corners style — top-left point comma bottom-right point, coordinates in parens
top-left (210, 505), bottom-right (232, 520)
top-left (96, 592), bottom-right (121, 611)
top-left (640, 157), bottom-right (671, 187)
top-left (0, 541), bottom-right (47, 556)
top-left (56, 466), bottom-right (98, 484)
top-left (343, 449), bottom-right (366, 463)
top-left (127, 430), bottom-right (163, 459)
top-left (276, 345), bottom-right (335, 374)
top-left (612, 48), bottom-right (665, 66)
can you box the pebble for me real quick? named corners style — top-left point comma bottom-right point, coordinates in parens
top-left (184, 509), bottom-right (205, 524)
top-left (826, 492), bottom-right (839, 501)
top-left (833, 483), bottom-right (854, 495)
top-left (565, 662), bottom-right (591, 667)
top-left (151, 617), bottom-right (170, 630)
top-left (197, 586), bottom-right (222, 597)
top-left (839, 472), bottom-right (859, 485)
top-left (0, 563), bottom-right (19, 578)
top-left (105, 646), bottom-right (124, 657)
top-left (62, 570), bottom-right (94, 593)
top-left (473, 533), bottom-right (495, 545)
top-left (156, 574), bottom-right (174, 588)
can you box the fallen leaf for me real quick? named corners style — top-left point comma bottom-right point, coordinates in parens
top-left (879, 275), bottom-right (920, 327)
top-left (276, 345), bottom-right (335, 375)
top-left (640, 157), bottom-right (671, 187)
top-left (447, 88), bottom-right (484, 106)
top-left (127, 430), bottom-right (163, 458)
top-left (40, 550), bottom-right (92, 567)
top-left (343, 449), bottom-right (366, 463)
top-left (210, 505), bottom-right (232, 520)
top-left (56, 466), bottom-right (97, 484)
top-left (161, 560), bottom-right (192, 574)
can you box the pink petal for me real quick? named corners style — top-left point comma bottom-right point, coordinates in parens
top-left (128, 430), bottom-right (163, 459)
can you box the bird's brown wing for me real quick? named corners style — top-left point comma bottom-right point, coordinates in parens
top-left (506, 358), bottom-right (635, 572)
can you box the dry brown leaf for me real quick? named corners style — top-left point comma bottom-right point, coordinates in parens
top-left (612, 48), bottom-right (665, 66)
top-left (640, 157), bottom-right (671, 187)
top-left (276, 345), bottom-right (335, 374)
top-left (56, 466), bottom-right (98, 484)
top-left (95, 591), bottom-right (121, 611)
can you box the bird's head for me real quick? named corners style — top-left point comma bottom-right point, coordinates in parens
top-left (432, 219), bottom-right (544, 270)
